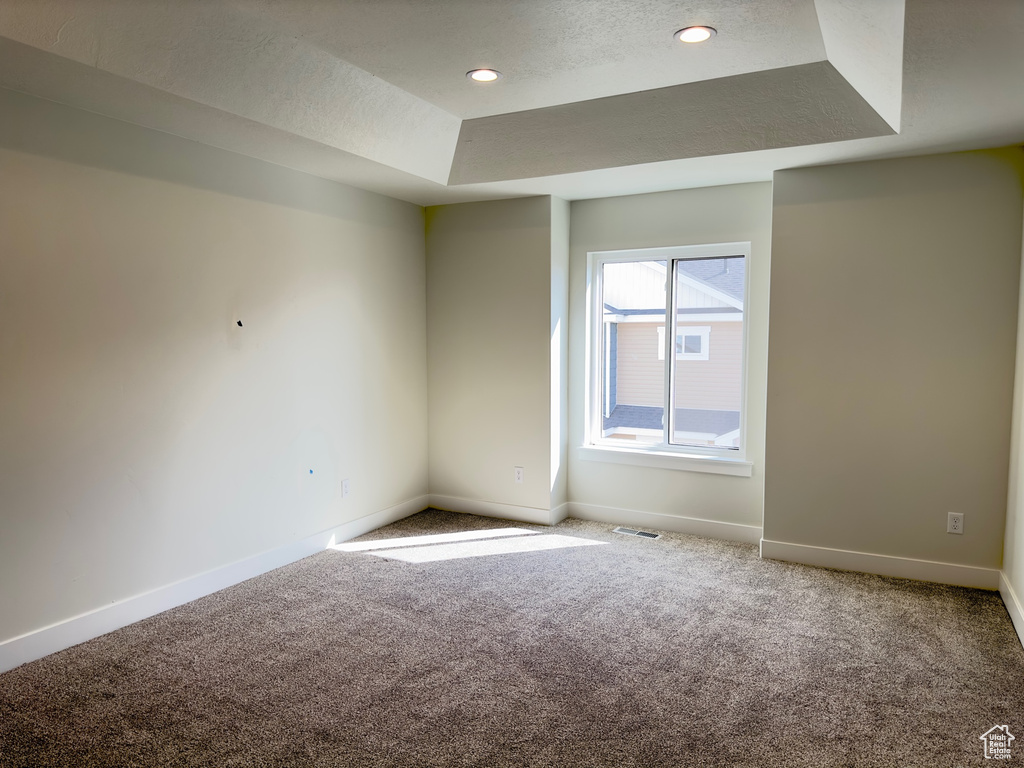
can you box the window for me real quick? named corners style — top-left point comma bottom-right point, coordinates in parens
top-left (657, 325), bottom-right (710, 361)
top-left (586, 242), bottom-right (749, 464)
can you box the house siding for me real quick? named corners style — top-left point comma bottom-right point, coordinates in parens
top-left (675, 321), bottom-right (743, 411)
top-left (615, 323), bottom-right (665, 408)
top-left (616, 321), bottom-right (742, 411)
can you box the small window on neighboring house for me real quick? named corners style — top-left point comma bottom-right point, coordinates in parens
top-left (587, 243), bottom-right (749, 455)
top-left (657, 326), bottom-right (711, 361)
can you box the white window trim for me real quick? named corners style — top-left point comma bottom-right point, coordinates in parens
top-left (577, 445), bottom-right (753, 476)
top-left (585, 241), bottom-right (752, 475)
top-left (657, 325), bottom-right (711, 361)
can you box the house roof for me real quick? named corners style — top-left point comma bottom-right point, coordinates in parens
top-left (678, 257), bottom-right (745, 303)
top-left (604, 405), bottom-right (740, 438)
top-left (604, 257), bottom-right (745, 314)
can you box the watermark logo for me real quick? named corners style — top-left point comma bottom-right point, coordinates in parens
top-left (980, 725), bottom-right (1015, 759)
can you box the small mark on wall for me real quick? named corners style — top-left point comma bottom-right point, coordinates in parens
top-left (227, 307), bottom-right (243, 350)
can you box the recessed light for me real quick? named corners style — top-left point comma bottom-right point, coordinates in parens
top-left (675, 26), bottom-right (716, 43)
top-left (467, 68), bottom-right (502, 83)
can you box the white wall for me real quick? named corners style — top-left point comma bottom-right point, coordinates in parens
top-left (0, 91), bottom-right (428, 645)
top-left (551, 197), bottom-right (570, 512)
top-left (765, 151), bottom-right (1023, 572)
top-left (425, 197), bottom-right (560, 517)
top-left (568, 183), bottom-right (773, 529)
top-left (1003, 195), bottom-right (1024, 642)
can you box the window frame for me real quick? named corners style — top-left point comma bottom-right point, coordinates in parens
top-left (583, 242), bottom-right (752, 476)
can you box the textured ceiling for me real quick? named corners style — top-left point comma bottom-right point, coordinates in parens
top-left (450, 62), bottom-right (894, 184)
top-left (248, 0), bottom-right (829, 118)
top-left (0, 0), bottom-right (1022, 205)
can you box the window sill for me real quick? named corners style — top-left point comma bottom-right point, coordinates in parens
top-left (577, 445), bottom-right (753, 477)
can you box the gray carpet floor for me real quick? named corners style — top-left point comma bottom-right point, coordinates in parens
top-left (1, 509), bottom-right (1022, 767)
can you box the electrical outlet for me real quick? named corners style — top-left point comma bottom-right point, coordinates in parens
top-left (947, 512), bottom-right (964, 535)
top-left (514, 466), bottom-right (524, 484)
top-left (342, 478), bottom-right (351, 498)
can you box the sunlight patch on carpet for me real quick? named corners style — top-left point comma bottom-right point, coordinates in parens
top-left (364, 534), bottom-right (606, 563)
top-left (329, 528), bottom-right (540, 552)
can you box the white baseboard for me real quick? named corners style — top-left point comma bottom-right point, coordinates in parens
top-left (428, 494), bottom-right (563, 526)
top-left (0, 495), bottom-right (428, 674)
top-left (1000, 572), bottom-right (1024, 650)
top-left (329, 496), bottom-right (428, 545)
top-left (551, 502), bottom-right (570, 525)
top-left (760, 538), bottom-right (1000, 590)
top-left (567, 502), bottom-right (762, 544)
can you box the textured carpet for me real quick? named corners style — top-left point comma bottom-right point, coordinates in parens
top-left (1, 509), bottom-right (1022, 767)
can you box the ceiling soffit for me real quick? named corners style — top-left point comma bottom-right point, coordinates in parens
top-left (449, 62), bottom-right (896, 185)
top-left (0, 0), bottom-right (461, 184)
top-left (813, 0), bottom-right (905, 132)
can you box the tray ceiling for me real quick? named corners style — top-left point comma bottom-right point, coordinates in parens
top-left (0, 0), bottom-right (1022, 205)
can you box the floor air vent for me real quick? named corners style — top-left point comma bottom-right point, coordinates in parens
top-left (612, 527), bottom-right (661, 540)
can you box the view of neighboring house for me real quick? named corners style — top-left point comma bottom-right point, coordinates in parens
top-left (601, 256), bottom-right (745, 448)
